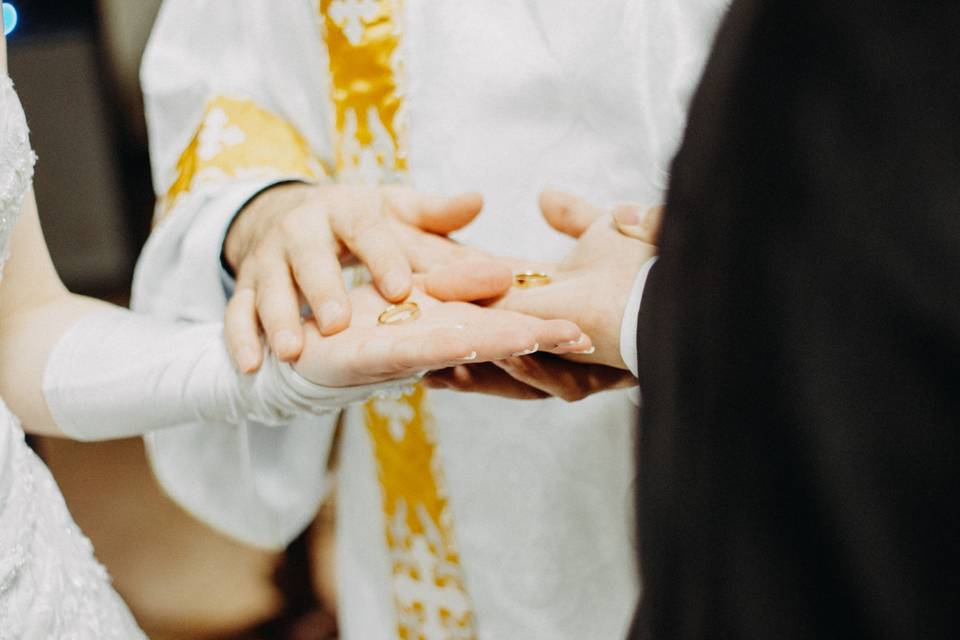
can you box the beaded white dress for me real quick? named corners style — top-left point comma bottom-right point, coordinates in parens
top-left (0, 76), bottom-right (145, 638)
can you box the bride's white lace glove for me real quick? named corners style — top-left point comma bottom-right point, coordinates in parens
top-left (42, 308), bottom-right (414, 441)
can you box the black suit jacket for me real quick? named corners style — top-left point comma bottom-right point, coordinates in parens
top-left (634, 1), bottom-right (960, 638)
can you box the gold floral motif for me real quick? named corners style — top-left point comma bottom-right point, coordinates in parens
top-left (320, 1), bottom-right (478, 638)
top-left (159, 96), bottom-right (324, 222)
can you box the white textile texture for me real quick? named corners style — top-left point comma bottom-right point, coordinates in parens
top-left (0, 73), bottom-right (146, 638)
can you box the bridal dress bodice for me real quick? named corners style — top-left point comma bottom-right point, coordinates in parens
top-left (0, 76), bottom-right (145, 638)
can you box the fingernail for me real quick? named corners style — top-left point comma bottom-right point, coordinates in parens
top-left (557, 334), bottom-right (587, 348)
top-left (457, 351), bottom-right (478, 362)
top-left (511, 343), bottom-right (539, 357)
top-left (612, 205), bottom-right (641, 226)
top-left (318, 301), bottom-right (345, 329)
top-left (236, 347), bottom-right (258, 372)
top-left (273, 330), bottom-right (299, 355)
top-left (618, 223), bottom-right (647, 237)
top-left (579, 346), bottom-right (597, 355)
top-left (382, 269), bottom-right (409, 300)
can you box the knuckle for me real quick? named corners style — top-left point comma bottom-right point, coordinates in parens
top-left (278, 211), bottom-right (305, 237)
top-left (250, 245), bottom-right (278, 266)
top-left (352, 217), bottom-right (392, 249)
top-left (366, 252), bottom-right (401, 277)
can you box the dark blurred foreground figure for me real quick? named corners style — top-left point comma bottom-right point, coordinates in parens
top-left (634, 0), bottom-right (960, 637)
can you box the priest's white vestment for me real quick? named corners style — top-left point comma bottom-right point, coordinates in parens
top-left (134, 1), bottom-right (728, 638)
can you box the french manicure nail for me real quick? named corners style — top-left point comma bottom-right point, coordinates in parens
top-left (457, 351), bottom-right (478, 362)
top-left (318, 301), bottom-right (344, 329)
top-left (557, 334), bottom-right (587, 348)
top-left (578, 346), bottom-right (597, 355)
top-left (511, 343), bottom-right (539, 357)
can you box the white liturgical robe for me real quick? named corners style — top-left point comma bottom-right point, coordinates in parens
top-left (134, 1), bottom-right (729, 638)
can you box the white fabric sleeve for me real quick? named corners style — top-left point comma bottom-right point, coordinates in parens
top-left (42, 308), bottom-right (415, 442)
top-left (42, 308), bottom-right (416, 549)
top-left (131, 0), bottom-right (342, 547)
top-left (620, 257), bottom-right (658, 379)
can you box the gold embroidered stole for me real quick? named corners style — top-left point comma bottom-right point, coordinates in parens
top-left (320, 1), bottom-right (477, 638)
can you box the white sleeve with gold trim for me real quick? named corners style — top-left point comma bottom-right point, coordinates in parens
top-left (133, 0), bottom-right (338, 549)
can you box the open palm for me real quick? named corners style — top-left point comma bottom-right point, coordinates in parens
top-left (293, 282), bottom-right (588, 387)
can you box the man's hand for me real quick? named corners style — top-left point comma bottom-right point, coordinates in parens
top-left (491, 189), bottom-right (661, 369)
top-left (223, 182), bottom-right (484, 372)
top-left (425, 357), bottom-right (636, 402)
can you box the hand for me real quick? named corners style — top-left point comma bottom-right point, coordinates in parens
top-left (224, 182), bottom-right (486, 371)
top-left (425, 356), bottom-right (636, 402)
top-left (291, 276), bottom-right (594, 388)
top-left (491, 189), bottom-right (662, 369)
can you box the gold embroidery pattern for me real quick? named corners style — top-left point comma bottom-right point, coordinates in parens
top-left (365, 388), bottom-right (475, 638)
top-left (321, 0), bottom-right (408, 182)
top-left (320, 1), bottom-right (477, 638)
top-left (160, 96), bottom-right (323, 221)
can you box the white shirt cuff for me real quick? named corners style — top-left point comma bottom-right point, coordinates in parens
top-left (619, 256), bottom-right (658, 378)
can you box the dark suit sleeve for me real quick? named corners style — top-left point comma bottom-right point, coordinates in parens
top-left (633, 1), bottom-right (960, 638)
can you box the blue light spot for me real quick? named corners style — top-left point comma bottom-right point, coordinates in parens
top-left (3, 3), bottom-right (18, 37)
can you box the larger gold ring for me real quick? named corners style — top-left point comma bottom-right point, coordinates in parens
top-left (378, 301), bottom-right (421, 325)
top-left (514, 271), bottom-right (552, 288)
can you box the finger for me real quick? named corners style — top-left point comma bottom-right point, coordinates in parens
top-left (419, 299), bottom-right (584, 355)
top-left (332, 194), bottom-right (412, 302)
top-left (423, 259), bottom-right (514, 301)
top-left (287, 228), bottom-right (352, 336)
top-left (254, 258), bottom-right (305, 361)
top-left (536, 323), bottom-right (595, 355)
top-left (392, 223), bottom-right (483, 273)
top-left (539, 188), bottom-right (605, 238)
top-left (425, 365), bottom-right (550, 400)
top-left (370, 323), bottom-right (541, 374)
top-left (613, 203), bottom-right (664, 244)
top-left (342, 329), bottom-right (479, 379)
top-left (387, 188), bottom-right (484, 234)
top-left (492, 355), bottom-right (636, 402)
top-left (522, 318), bottom-right (586, 353)
top-left (491, 284), bottom-right (578, 324)
top-left (224, 285), bottom-right (263, 372)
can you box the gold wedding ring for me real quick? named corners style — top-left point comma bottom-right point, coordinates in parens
top-left (513, 271), bottom-right (552, 288)
top-left (378, 301), bottom-right (421, 325)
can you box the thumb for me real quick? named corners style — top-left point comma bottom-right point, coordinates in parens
top-left (613, 204), bottom-right (664, 245)
top-left (423, 259), bottom-right (514, 302)
top-left (539, 188), bottom-right (605, 238)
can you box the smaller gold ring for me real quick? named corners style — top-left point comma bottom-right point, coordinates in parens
top-left (378, 301), bottom-right (421, 325)
top-left (514, 271), bottom-right (552, 288)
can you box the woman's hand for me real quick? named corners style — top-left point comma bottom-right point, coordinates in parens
top-left (291, 279), bottom-right (593, 388)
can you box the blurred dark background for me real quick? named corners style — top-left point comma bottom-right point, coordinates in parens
top-left (7, 0), bottom-right (162, 296)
